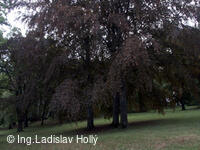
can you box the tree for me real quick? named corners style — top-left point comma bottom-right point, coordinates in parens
top-left (9, 0), bottom-right (200, 131)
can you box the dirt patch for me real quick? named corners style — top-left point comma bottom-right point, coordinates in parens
top-left (155, 142), bottom-right (167, 150)
top-left (171, 134), bottom-right (200, 145)
top-left (154, 134), bottom-right (200, 150)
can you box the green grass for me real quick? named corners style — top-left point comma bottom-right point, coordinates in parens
top-left (1, 106), bottom-right (200, 150)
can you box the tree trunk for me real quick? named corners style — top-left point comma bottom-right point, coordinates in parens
top-left (17, 119), bottom-right (23, 132)
top-left (41, 118), bottom-right (44, 126)
top-left (180, 98), bottom-right (186, 111)
top-left (85, 36), bottom-right (94, 130)
top-left (112, 92), bottom-right (120, 127)
top-left (16, 87), bottom-right (24, 132)
top-left (58, 111), bottom-right (63, 124)
top-left (24, 113), bottom-right (28, 128)
top-left (138, 92), bottom-right (146, 112)
top-left (87, 104), bottom-right (94, 130)
top-left (41, 102), bottom-right (47, 126)
top-left (16, 106), bottom-right (24, 132)
top-left (120, 79), bottom-right (128, 128)
top-left (8, 123), bottom-right (13, 129)
top-left (178, 88), bottom-right (185, 111)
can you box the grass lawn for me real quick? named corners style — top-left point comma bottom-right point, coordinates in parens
top-left (1, 106), bottom-right (200, 150)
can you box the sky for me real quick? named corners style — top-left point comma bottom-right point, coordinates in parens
top-left (2, 8), bottom-right (28, 37)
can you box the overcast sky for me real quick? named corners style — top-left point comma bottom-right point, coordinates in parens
top-left (2, 8), bottom-right (28, 37)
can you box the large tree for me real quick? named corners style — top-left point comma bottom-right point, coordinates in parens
top-left (9, 0), bottom-right (200, 130)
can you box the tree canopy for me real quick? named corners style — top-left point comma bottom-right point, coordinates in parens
top-left (0, 0), bottom-right (200, 131)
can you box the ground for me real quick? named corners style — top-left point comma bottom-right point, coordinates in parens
top-left (1, 107), bottom-right (200, 150)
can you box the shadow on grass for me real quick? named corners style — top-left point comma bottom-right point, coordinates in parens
top-left (56, 115), bottom-right (200, 136)
top-left (1, 110), bottom-right (200, 137)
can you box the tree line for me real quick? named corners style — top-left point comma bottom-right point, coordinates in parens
top-left (0, 0), bottom-right (200, 132)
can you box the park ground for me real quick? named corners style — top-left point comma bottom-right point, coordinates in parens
top-left (1, 106), bottom-right (200, 150)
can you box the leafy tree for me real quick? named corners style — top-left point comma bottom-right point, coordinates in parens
top-left (6, 0), bottom-right (200, 131)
